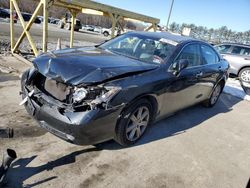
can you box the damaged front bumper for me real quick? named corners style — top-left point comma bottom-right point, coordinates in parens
top-left (21, 73), bottom-right (124, 145)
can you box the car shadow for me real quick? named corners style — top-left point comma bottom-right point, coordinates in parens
top-left (3, 147), bottom-right (101, 188)
top-left (96, 93), bottom-right (242, 150)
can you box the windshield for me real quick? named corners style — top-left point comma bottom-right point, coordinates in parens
top-left (99, 33), bottom-right (177, 64)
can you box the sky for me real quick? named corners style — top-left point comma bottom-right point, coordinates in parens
top-left (96, 0), bottom-right (250, 32)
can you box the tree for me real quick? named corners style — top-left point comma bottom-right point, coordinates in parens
top-left (169, 22), bottom-right (180, 33)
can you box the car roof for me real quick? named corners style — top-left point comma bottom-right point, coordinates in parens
top-left (217, 43), bottom-right (250, 48)
top-left (129, 31), bottom-right (198, 44)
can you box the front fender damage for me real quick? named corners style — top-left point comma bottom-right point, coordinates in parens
top-left (21, 68), bottom-right (127, 124)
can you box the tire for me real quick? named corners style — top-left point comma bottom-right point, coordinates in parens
top-left (103, 31), bottom-right (109, 37)
top-left (65, 23), bottom-right (71, 30)
top-left (114, 99), bottom-right (153, 146)
top-left (239, 67), bottom-right (250, 82)
top-left (203, 82), bottom-right (223, 108)
top-left (58, 21), bottom-right (64, 29)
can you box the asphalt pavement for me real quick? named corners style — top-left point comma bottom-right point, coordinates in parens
top-left (0, 22), bottom-right (106, 44)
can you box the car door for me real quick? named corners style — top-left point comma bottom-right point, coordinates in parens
top-left (223, 46), bottom-right (250, 75)
top-left (160, 43), bottom-right (206, 116)
top-left (199, 44), bottom-right (224, 98)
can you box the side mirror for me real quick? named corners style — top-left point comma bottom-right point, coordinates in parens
top-left (173, 59), bottom-right (189, 75)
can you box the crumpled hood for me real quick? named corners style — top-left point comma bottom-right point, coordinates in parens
top-left (33, 47), bottom-right (159, 85)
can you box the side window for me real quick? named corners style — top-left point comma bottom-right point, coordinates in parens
top-left (231, 46), bottom-right (243, 55)
top-left (177, 44), bottom-right (201, 67)
top-left (243, 48), bottom-right (250, 56)
top-left (232, 46), bottom-right (250, 56)
top-left (201, 45), bottom-right (219, 64)
top-left (215, 45), bottom-right (231, 53)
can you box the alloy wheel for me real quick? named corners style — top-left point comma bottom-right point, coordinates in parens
top-left (126, 106), bottom-right (150, 141)
top-left (240, 69), bottom-right (250, 82)
top-left (211, 84), bottom-right (221, 105)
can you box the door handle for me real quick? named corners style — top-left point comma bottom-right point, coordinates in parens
top-left (244, 57), bottom-right (250, 60)
top-left (218, 66), bottom-right (223, 71)
top-left (196, 72), bottom-right (203, 78)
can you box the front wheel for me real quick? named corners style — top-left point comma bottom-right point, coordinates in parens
top-left (114, 99), bottom-right (153, 146)
top-left (203, 83), bottom-right (222, 108)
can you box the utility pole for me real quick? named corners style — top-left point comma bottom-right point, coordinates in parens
top-left (166, 0), bottom-right (175, 30)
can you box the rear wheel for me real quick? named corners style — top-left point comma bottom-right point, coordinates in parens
top-left (239, 67), bottom-right (250, 82)
top-left (114, 99), bottom-right (153, 146)
top-left (203, 83), bottom-right (222, 108)
top-left (103, 31), bottom-right (109, 37)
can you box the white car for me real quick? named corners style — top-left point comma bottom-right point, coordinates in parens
top-left (82, 25), bottom-right (95, 31)
top-left (215, 43), bottom-right (250, 82)
top-left (101, 27), bottom-right (119, 37)
top-left (93, 26), bottom-right (102, 33)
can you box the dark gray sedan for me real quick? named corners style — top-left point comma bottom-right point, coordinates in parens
top-left (20, 32), bottom-right (229, 146)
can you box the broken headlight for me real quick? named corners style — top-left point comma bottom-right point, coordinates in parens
top-left (91, 86), bottom-right (121, 105)
top-left (72, 88), bottom-right (88, 103)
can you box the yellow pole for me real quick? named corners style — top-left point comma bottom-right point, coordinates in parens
top-left (13, 2), bottom-right (42, 53)
top-left (109, 13), bottom-right (116, 38)
top-left (153, 23), bottom-right (157, 32)
top-left (117, 21), bottom-right (124, 32)
top-left (43, 0), bottom-right (48, 52)
top-left (10, 0), bottom-right (14, 53)
top-left (12, 0), bottom-right (38, 56)
top-left (144, 24), bottom-right (153, 31)
top-left (70, 10), bottom-right (76, 48)
top-left (111, 21), bottom-right (116, 38)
